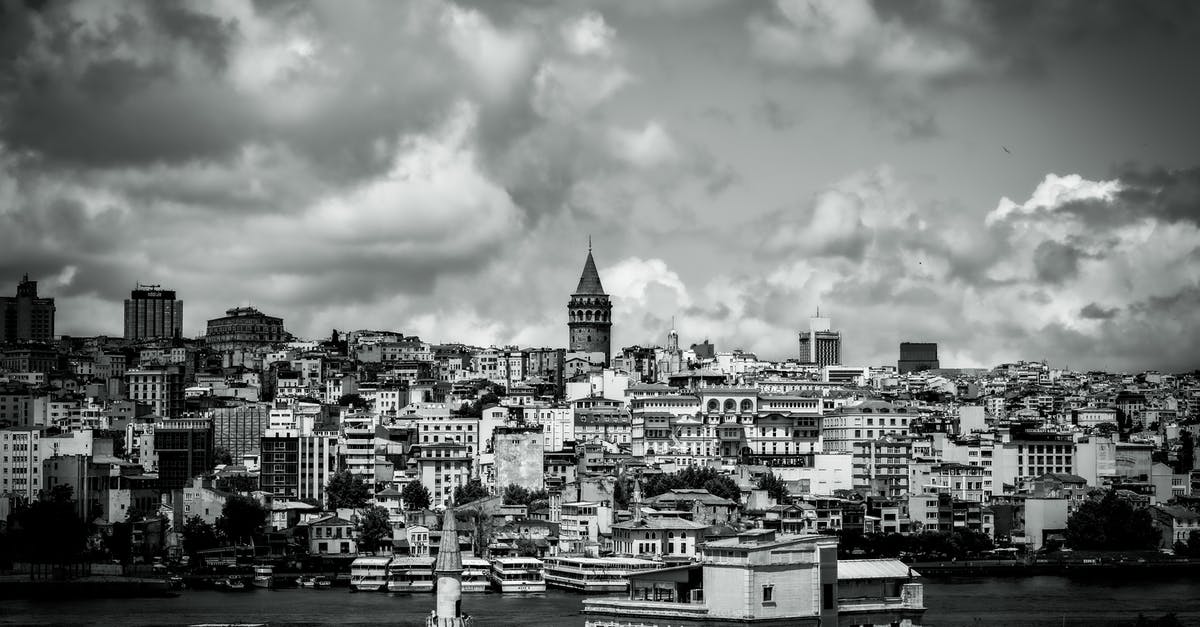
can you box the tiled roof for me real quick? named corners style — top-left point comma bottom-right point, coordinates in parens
top-left (838, 559), bottom-right (918, 580)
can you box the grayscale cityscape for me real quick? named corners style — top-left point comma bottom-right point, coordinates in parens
top-left (1, 1), bottom-right (1199, 626)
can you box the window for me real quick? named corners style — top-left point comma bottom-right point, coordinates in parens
top-left (823, 583), bottom-right (834, 610)
top-left (762, 585), bottom-right (774, 603)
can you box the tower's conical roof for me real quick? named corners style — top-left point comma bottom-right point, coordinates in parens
top-left (574, 250), bottom-right (606, 295)
top-left (434, 508), bottom-right (462, 573)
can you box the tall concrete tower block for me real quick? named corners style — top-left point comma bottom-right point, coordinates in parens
top-left (567, 245), bottom-right (612, 365)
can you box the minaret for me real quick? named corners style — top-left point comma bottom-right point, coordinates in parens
top-left (430, 508), bottom-right (465, 627)
top-left (567, 239), bottom-right (613, 366)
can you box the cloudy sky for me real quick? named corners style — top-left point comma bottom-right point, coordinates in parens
top-left (2, 0), bottom-right (1199, 373)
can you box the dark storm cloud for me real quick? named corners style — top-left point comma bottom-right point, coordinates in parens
top-left (1032, 240), bottom-right (1083, 284)
top-left (1079, 303), bottom-right (1118, 320)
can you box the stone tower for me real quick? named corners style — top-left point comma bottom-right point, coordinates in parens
top-left (430, 509), bottom-right (466, 627)
top-left (567, 243), bottom-right (612, 365)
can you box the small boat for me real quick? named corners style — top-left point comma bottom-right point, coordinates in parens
top-left (489, 557), bottom-right (546, 593)
top-left (313, 575), bottom-right (332, 589)
top-left (252, 564), bottom-right (274, 589)
top-left (215, 576), bottom-right (247, 591)
top-left (297, 575), bottom-right (316, 588)
top-left (166, 575), bottom-right (185, 590)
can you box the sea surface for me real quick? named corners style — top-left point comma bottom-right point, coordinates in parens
top-left (3, 576), bottom-right (1200, 626)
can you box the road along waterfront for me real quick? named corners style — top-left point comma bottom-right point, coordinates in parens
top-left (3, 575), bottom-right (1200, 626)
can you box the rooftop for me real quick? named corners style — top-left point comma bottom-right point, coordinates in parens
top-left (839, 559), bottom-right (919, 580)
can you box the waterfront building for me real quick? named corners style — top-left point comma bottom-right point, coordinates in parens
top-left (123, 285), bottom-right (183, 340)
top-left (205, 306), bottom-right (288, 351)
top-left (0, 275), bottom-right (55, 343)
top-left (568, 244), bottom-right (612, 367)
top-left (582, 530), bottom-right (925, 627)
top-left (611, 516), bottom-right (708, 559)
top-left (1148, 505), bottom-right (1200, 549)
top-left (898, 342), bottom-right (939, 374)
top-left (309, 514), bottom-right (358, 555)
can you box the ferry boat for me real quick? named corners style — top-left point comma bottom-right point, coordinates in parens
top-left (349, 556), bottom-right (392, 592)
top-left (461, 557), bottom-right (490, 593)
top-left (489, 557), bottom-right (546, 593)
top-left (214, 576), bottom-right (247, 591)
top-left (298, 575), bottom-right (334, 589)
top-left (252, 564), bottom-right (274, 589)
top-left (387, 556), bottom-right (436, 593)
top-left (543, 556), bottom-right (664, 593)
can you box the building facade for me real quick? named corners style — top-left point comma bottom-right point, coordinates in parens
top-left (898, 342), bottom-right (939, 374)
top-left (205, 306), bottom-right (288, 351)
top-left (124, 285), bottom-right (183, 340)
top-left (1, 275), bottom-right (55, 343)
top-left (798, 313), bottom-right (840, 368)
top-left (154, 418), bottom-right (213, 490)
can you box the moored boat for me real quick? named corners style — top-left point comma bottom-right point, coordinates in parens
top-left (387, 556), bottom-right (436, 593)
top-left (252, 564), bottom-right (274, 589)
top-left (489, 557), bottom-right (546, 593)
top-left (461, 557), bottom-right (490, 593)
top-left (349, 556), bottom-right (392, 592)
top-left (543, 556), bottom-right (663, 593)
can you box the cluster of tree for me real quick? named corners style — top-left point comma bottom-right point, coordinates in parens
top-left (453, 478), bottom-right (490, 505)
top-left (400, 480), bottom-right (432, 511)
top-left (179, 494), bottom-right (268, 557)
top-left (756, 472), bottom-right (788, 502)
top-left (1172, 529), bottom-right (1200, 558)
top-left (1064, 489), bottom-right (1159, 551)
top-left (639, 467), bottom-right (741, 503)
top-left (326, 470), bottom-right (372, 510)
top-left (836, 528), bottom-right (995, 560)
top-left (453, 392), bottom-right (500, 418)
top-left (337, 394), bottom-right (370, 411)
top-left (356, 505), bottom-right (392, 553)
top-left (1178, 430), bottom-right (1194, 474)
top-left (2, 485), bottom-right (90, 563)
top-left (503, 484), bottom-right (549, 513)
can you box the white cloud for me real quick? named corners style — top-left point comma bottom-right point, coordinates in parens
top-left (561, 12), bottom-right (615, 58)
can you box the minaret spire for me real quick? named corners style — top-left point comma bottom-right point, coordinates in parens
top-left (431, 505), bottom-right (465, 626)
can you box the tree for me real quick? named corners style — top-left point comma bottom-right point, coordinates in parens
top-left (400, 481), bottom-right (431, 511)
top-left (1065, 489), bottom-right (1159, 550)
top-left (1179, 430), bottom-right (1195, 474)
top-left (218, 474), bottom-right (259, 494)
top-left (642, 467), bottom-right (741, 503)
top-left (357, 505), bottom-right (392, 553)
top-left (181, 516), bottom-right (218, 556)
top-left (213, 447), bottom-right (233, 466)
top-left (216, 494), bottom-right (267, 545)
top-left (338, 394), bottom-right (370, 410)
top-left (502, 484), bottom-right (547, 508)
top-left (756, 472), bottom-right (788, 502)
top-left (11, 487), bottom-right (89, 562)
top-left (326, 470), bottom-right (371, 510)
top-left (453, 478), bottom-right (490, 505)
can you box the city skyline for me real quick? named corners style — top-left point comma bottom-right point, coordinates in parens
top-left (1, 1), bottom-right (1199, 372)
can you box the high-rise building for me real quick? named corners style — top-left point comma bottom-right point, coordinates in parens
top-left (209, 404), bottom-right (270, 462)
top-left (898, 342), bottom-right (940, 374)
top-left (567, 244), bottom-right (612, 365)
top-left (1, 275), bottom-right (55, 343)
top-left (124, 285), bottom-right (183, 340)
top-left (205, 306), bottom-right (288, 351)
top-left (125, 365), bottom-right (185, 419)
top-left (798, 311), bottom-right (841, 367)
top-left (154, 418), bottom-right (213, 490)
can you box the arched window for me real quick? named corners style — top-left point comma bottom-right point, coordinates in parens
top-left (707, 399), bottom-right (719, 411)
top-left (586, 311), bottom-right (593, 321)
top-left (740, 399), bottom-right (753, 412)
top-left (723, 399), bottom-right (736, 411)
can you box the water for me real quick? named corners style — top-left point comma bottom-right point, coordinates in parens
top-left (3, 577), bottom-right (1199, 626)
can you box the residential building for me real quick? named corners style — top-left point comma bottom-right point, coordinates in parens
top-left (0, 426), bottom-right (44, 499)
top-left (822, 401), bottom-right (915, 453)
top-left (1149, 505), bottom-right (1200, 549)
top-left (612, 516), bottom-right (708, 559)
top-left (493, 426), bottom-right (544, 492)
top-left (125, 365), bottom-right (185, 419)
top-left (309, 514), bottom-right (359, 555)
top-left (209, 404), bottom-right (270, 461)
